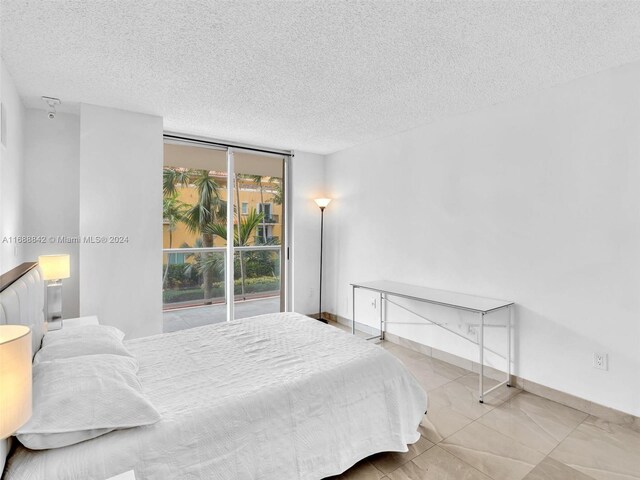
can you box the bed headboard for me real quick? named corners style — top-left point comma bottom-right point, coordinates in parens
top-left (0, 262), bottom-right (45, 356)
top-left (0, 262), bottom-right (45, 474)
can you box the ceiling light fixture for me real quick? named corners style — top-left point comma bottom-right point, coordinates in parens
top-left (41, 96), bottom-right (61, 119)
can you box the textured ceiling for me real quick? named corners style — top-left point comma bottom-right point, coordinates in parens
top-left (2, 1), bottom-right (640, 154)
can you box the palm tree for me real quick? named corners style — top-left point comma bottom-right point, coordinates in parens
top-left (162, 193), bottom-right (188, 286)
top-left (181, 238), bottom-right (224, 289)
top-left (163, 193), bottom-right (188, 249)
top-left (271, 177), bottom-right (283, 206)
top-left (163, 167), bottom-right (226, 304)
top-left (246, 174), bottom-right (268, 243)
top-left (206, 208), bottom-right (264, 300)
top-left (163, 168), bottom-right (193, 196)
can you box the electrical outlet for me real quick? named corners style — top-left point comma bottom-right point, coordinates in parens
top-left (593, 352), bottom-right (608, 371)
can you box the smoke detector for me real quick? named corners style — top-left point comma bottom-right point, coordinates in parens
top-left (41, 96), bottom-right (61, 119)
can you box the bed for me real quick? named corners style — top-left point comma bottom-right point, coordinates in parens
top-left (1, 264), bottom-right (427, 480)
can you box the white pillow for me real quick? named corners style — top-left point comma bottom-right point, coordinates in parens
top-left (34, 325), bottom-right (133, 364)
top-left (17, 354), bottom-right (161, 450)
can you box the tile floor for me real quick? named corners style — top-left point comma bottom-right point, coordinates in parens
top-left (325, 338), bottom-right (640, 480)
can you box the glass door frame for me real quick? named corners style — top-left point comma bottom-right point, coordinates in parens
top-left (163, 133), bottom-right (292, 322)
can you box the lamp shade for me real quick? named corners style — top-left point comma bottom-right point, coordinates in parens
top-left (314, 198), bottom-right (332, 209)
top-left (0, 325), bottom-right (32, 439)
top-left (38, 254), bottom-right (70, 281)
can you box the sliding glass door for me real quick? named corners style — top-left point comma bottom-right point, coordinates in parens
top-left (232, 151), bottom-right (284, 320)
top-left (162, 138), bottom-right (287, 332)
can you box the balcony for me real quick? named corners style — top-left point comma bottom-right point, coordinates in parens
top-left (162, 246), bottom-right (281, 331)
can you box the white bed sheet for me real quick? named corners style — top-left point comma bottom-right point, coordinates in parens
top-left (4, 312), bottom-right (427, 480)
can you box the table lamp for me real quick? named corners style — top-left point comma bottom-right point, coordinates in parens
top-left (0, 325), bottom-right (32, 438)
top-left (38, 254), bottom-right (70, 328)
top-left (0, 325), bottom-right (32, 472)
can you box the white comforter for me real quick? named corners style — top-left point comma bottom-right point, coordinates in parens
top-left (4, 313), bottom-right (427, 480)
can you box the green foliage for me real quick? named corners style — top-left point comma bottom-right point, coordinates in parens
top-left (163, 168), bottom-right (280, 303)
top-left (205, 208), bottom-right (264, 246)
top-left (179, 239), bottom-right (225, 281)
top-left (163, 168), bottom-right (193, 196)
top-left (163, 276), bottom-right (281, 304)
top-left (272, 177), bottom-right (283, 206)
top-left (244, 250), bottom-right (279, 277)
top-left (163, 194), bottom-right (189, 247)
top-left (164, 263), bottom-right (201, 289)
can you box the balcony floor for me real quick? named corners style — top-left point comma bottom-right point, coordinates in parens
top-left (163, 296), bottom-right (281, 333)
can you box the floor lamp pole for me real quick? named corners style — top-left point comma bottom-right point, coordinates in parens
top-left (314, 198), bottom-right (331, 323)
top-left (318, 206), bottom-right (326, 323)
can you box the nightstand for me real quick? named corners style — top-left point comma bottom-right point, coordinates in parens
top-left (61, 315), bottom-right (100, 328)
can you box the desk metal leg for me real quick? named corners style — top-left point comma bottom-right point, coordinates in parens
top-left (479, 312), bottom-right (485, 403)
top-left (380, 293), bottom-right (387, 340)
top-left (352, 285), bottom-right (356, 335)
top-left (379, 292), bottom-right (384, 340)
top-left (507, 305), bottom-right (512, 387)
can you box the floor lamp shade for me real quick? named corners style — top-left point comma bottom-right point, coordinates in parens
top-left (38, 254), bottom-right (70, 281)
top-left (0, 325), bottom-right (32, 438)
top-left (314, 198), bottom-right (331, 209)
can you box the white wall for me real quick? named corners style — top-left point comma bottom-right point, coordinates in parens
top-left (0, 59), bottom-right (25, 273)
top-left (79, 104), bottom-right (163, 338)
top-left (324, 61), bottom-right (640, 416)
top-left (290, 151), bottom-right (326, 316)
top-left (23, 110), bottom-right (80, 318)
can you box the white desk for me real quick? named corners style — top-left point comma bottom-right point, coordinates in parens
top-left (351, 280), bottom-right (514, 403)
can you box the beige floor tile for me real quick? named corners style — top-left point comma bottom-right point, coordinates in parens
top-left (430, 347), bottom-right (474, 372)
top-left (395, 336), bottom-right (433, 357)
top-left (440, 421), bottom-right (545, 480)
top-left (550, 416), bottom-right (640, 480)
top-left (456, 373), bottom-right (521, 407)
top-left (386, 353), bottom-right (456, 392)
top-left (324, 459), bottom-right (385, 480)
top-left (423, 356), bottom-right (470, 380)
top-left (417, 380), bottom-right (494, 443)
top-left (522, 457), bottom-right (594, 480)
top-left (429, 380), bottom-right (494, 419)
top-left (385, 343), bottom-right (429, 362)
top-left (387, 445), bottom-right (493, 480)
top-left (409, 367), bottom-right (456, 392)
top-left (418, 407), bottom-right (475, 444)
top-left (407, 355), bottom-right (469, 380)
top-left (386, 344), bottom-right (468, 381)
top-left (478, 392), bottom-right (588, 454)
top-left (370, 436), bottom-right (434, 474)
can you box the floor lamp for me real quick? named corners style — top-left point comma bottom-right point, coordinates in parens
top-left (314, 198), bottom-right (331, 323)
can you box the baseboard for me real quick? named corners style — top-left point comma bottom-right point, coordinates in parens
top-left (327, 312), bottom-right (640, 433)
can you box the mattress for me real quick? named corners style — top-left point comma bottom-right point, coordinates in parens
top-left (4, 312), bottom-right (427, 480)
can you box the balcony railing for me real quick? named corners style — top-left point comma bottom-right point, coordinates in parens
top-left (162, 246), bottom-right (281, 310)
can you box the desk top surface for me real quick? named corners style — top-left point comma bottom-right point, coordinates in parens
top-left (351, 280), bottom-right (513, 313)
